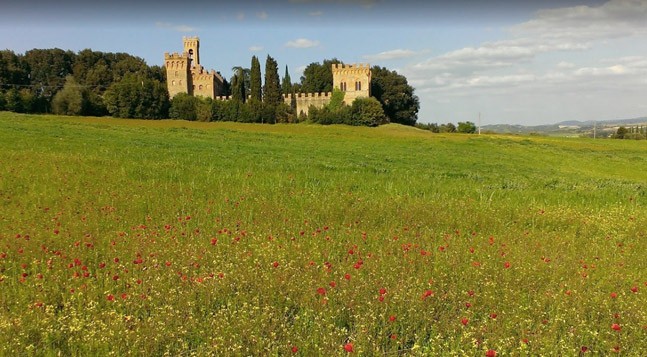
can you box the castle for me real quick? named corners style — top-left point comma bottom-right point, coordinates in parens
top-left (164, 37), bottom-right (371, 116)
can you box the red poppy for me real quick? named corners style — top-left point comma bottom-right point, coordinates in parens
top-left (611, 323), bottom-right (621, 331)
top-left (344, 343), bottom-right (354, 352)
top-left (485, 350), bottom-right (497, 357)
top-left (291, 346), bottom-right (298, 353)
top-left (389, 315), bottom-right (396, 322)
top-left (344, 273), bottom-right (351, 280)
top-left (379, 288), bottom-right (387, 295)
top-left (317, 287), bottom-right (326, 296)
top-left (273, 261), bottom-right (279, 268)
top-left (610, 292), bottom-right (618, 299)
top-left (581, 346), bottom-right (588, 353)
top-left (106, 294), bottom-right (115, 301)
top-left (504, 261), bottom-right (511, 269)
top-left (490, 313), bottom-right (497, 319)
top-left (461, 318), bottom-right (469, 326)
top-left (329, 281), bottom-right (337, 288)
top-left (631, 286), bottom-right (638, 293)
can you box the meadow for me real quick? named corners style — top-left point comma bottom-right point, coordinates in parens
top-left (0, 112), bottom-right (645, 356)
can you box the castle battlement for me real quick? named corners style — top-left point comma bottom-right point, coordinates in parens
top-left (333, 63), bottom-right (370, 70)
top-left (164, 52), bottom-right (189, 60)
top-left (295, 92), bottom-right (332, 98)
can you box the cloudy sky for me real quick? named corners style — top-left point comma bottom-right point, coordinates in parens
top-left (2, 0), bottom-right (647, 125)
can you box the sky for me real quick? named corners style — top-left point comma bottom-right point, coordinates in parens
top-left (2, 0), bottom-right (647, 126)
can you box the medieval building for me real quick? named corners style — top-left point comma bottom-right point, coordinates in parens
top-left (164, 37), bottom-right (371, 116)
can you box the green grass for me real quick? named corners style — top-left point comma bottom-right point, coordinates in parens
top-left (1, 112), bottom-right (646, 356)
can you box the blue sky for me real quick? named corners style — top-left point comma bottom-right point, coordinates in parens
top-left (2, 0), bottom-right (647, 125)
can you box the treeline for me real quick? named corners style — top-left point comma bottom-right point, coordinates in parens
top-left (416, 121), bottom-right (477, 133)
top-left (0, 49), bottom-right (420, 126)
top-left (613, 126), bottom-right (646, 140)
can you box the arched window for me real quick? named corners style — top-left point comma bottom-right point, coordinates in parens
top-left (356, 81), bottom-right (361, 91)
top-left (172, 80), bottom-right (176, 86)
top-left (199, 85), bottom-right (203, 90)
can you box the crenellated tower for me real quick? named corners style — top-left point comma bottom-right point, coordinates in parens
top-left (164, 36), bottom-right (224, 99)
top-left (332, 63), bottom-right (371, 103)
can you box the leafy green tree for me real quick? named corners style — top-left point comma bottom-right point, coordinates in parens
top-left (104, 73), bottom-right (169, 119)
top-left (231, 66), bottom-right (250, 97)
top-left (4, 88), bottom-right (24, 113)
top-left (250, 56), bottom-right (262, 102)
top-left (615, 126), bottom-right (627, 139)
top-left (350, 97), bottom-right (387, 126)
top-left (168, 93), bottom-right (197, 120)
top-left (23, 48), bottom-right (75, 99)
top-left (370, 66), bottom-right (419, 126)
top-left (440, 123), bottom-right (456, 133)
top-left (0, 50), bottom-right (29, 88)
top-left (300, 59), bottom-right (341, 93)
top-left (0, 91), bottom-right (5, 110)
top-left (457, 121), bottom-right (477, 133)
top-left (263, 55), bottom-right (282, 106)
top-left (52, 75), bottom-right (89, 116)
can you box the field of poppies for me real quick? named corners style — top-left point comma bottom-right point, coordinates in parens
top-left (1, 112), bottom-right (645, 356)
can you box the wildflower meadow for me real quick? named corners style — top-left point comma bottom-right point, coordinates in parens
top-left (0, 112), bottom-right (645, 355)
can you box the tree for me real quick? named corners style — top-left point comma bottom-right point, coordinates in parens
top-left (370, 66), bottom-right (419, 126)
top-left (23, 48), bottom-right (75, 99)
top-left (300, 58), bottom-right (342, 93)
top-left (0, 50), bottom-right (29, 88)
top-left (52, 75), bottom-right (89, 116)
top-left (263, 55), bottom-right (282, 106)
top-left (615, 126), bottom-right (627, 139)
top-left (457, 121), bottom-right (477, 133)
top-left (231, 66), bottom-right (250, 97)
top-left (250, 56), bottom-right (262, 102)
top-left (104, 73), bottom-right (169, 119)
top-left (231, 68), bottom-right (246, 103)
top-left (350, 97), bottom-right (387, 126)
top-left (282, 65), bottom-right (292, 95)
top-left (440, 123), bottom-right (456, 133)
top-left (168, 93), bottom-right (197, 120)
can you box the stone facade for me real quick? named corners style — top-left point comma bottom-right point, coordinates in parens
top-left (164, 37), bottom-right (371, 115)
top-left (164, 36), bottom-right (224, 99)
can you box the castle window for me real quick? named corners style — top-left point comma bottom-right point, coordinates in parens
top-left (340, 82), bottom-right (347, 91)
top-left (199, 85), bottom-right (203, 90)
top-left (355, 81), bottom-right (361, 91)
top-left (172, 80), bottom-right (176, 86)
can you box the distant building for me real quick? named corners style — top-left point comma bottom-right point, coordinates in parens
top-left (164, 37), bottom-right (371, 116)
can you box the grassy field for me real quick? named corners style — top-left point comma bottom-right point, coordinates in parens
top-left (1, 112), bottom-right (645, 356)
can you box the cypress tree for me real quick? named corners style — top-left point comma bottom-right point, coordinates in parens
top-left (263, 55), bottom-right (281, 106)
top-left (281, 65), bottom-right (292, 95)
top-left (250, 56), bottom-right (262, 102)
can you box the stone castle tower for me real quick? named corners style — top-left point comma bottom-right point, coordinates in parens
top-left (332, 63), bottom-right (371, 102)
top-left (163, 36), bottom-right (224, 99)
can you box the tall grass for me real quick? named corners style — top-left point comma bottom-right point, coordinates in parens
top-left (1, 112), bottom-right (645, 355)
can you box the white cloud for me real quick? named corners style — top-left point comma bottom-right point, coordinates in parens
top-left (249, 45), bottom-right (264, 52)
top-left (364, 49), bottom-right (419, 61)
top-left (285, 38), bottom-right (320, 48)
top-left (155, 22), bottom-right (196, 33)
top-left (257, 11), bottom-right (268, 20)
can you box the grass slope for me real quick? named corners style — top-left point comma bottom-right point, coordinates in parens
top-left (1, 112), bottom-right (646, 355)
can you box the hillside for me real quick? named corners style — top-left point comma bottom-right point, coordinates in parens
top-left (483, 116), bottom-right (647, 137)
top-left (1, 112), bottom-right (645, 355)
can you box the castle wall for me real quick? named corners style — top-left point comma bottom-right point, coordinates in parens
top-left (283, 92), bottom-right (332, 117)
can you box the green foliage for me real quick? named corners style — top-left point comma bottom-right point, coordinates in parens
top-left (250, 56), bottom-right (262, 102)
top-left (299, 58), bottom-right (342, 93)
top-left (350, 97), bottom-right (387, 126)
top-left (169, 93), bottom-right (198, 121)
top-left (263, 55), bottom-right (282, 106)
top-left (327, 88), bottom-right (345, 112)
top-left (0, 50), bottom-right (29, 87)
top-left (457, 121), bottom-right (477, 133)
top-left (615, 126), bottom-right (627, 139)
top-left (281, 65), bottom-right (292, 95)
top-left (104, 73), bottom-right (169, 119)
top-left (231, 68), bottom-right (246, 103)
top-left (371, 66), bottom-right (420, 126)
top-left (440, 122), bottom-right (456, 132)
top-left (23, 48), bottom-right (75, 99)
top-left (52, 75), bottom-right (89, 116)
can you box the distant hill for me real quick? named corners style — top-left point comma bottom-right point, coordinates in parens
top-left (482, 116), bottom-right (647, 137)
